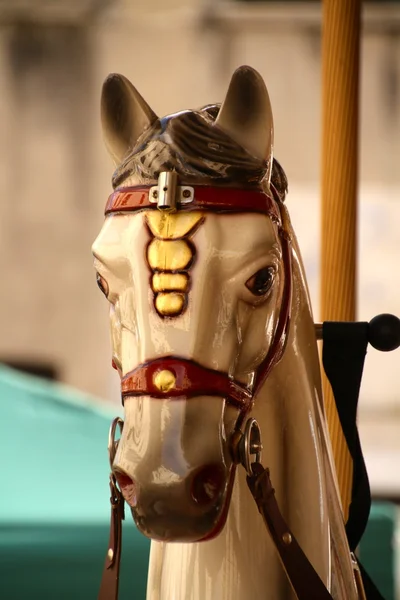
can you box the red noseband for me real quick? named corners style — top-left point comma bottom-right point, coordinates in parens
top-left (107, 183), bottom-right (292, 413)
top-left (121, 356), bottom-right (252, 410)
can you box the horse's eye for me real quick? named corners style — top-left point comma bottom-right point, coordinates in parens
top-left (96, 273), bottom-right (109, 297)
top-left (246, 267), bottom-right (275, 296)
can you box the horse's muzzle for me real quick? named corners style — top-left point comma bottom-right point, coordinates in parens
top-left (115, 462), bottom-right (235, 542)
top-left (112, 394), bottom-right (238, 542)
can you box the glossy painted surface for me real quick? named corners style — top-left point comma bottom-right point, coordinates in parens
top-left (93, 210), bottom-right (282, 543)
top-left (93, 66), bottom-right (359, 598)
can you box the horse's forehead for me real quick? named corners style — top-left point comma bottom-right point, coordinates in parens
top-left (94, 210), bottom-right (277, 262)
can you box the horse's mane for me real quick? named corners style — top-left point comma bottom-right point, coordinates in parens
top-left (112, 104), bottom-right (288, 201)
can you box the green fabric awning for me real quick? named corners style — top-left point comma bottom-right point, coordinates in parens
top-left (0, 365), bottom-right (150, 599)
top-left (0, 364), bottom-right (396, 599)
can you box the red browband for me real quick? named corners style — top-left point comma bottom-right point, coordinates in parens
top-left (105, 185), bottom-right (282, 224)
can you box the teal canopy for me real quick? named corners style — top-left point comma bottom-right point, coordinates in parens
top-left (0, 365), bottom-right (395, 599)
top-left (0, 365), bottom-right (150, 599)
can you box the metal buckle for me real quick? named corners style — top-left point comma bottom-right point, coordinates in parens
top-left (149, 171), bottom-right (194, 211)
top-left (238, 418), bottom-right (263, 476)
top-left (108, 417), bottom-right (124, 470)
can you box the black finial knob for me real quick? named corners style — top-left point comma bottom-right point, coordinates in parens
top-left (368, 314), bottom-right (400, 352)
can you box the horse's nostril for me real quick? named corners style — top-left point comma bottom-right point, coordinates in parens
top-left (114, 470), bottom-right (137, 507)
top-left (190, 464), bottom-right (226, 506)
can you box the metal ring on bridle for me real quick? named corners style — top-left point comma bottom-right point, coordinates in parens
top-left (108, 416), bottom-right (124, 470)
top-left (240, 418), bottom-right (263, 476)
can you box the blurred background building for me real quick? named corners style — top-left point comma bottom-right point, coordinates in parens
top-left (0, 0), bottom-right (399, 498)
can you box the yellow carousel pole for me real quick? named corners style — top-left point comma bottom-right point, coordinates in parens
top-left (320, 0), bottom-right (362, 520)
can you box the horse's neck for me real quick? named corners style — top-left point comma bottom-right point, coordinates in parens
top-left (146, 462), bottom-right (289, 600)
top-left (145, 242), bottom-right (356, 600)
top-left (145, 350), bottom-right (328, 600)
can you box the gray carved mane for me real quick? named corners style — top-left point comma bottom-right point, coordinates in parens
top-left (101, 71), bottom-right (288, 199)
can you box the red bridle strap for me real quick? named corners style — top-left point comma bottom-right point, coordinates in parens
top-left (105, 185), bottom-right (282, 224)
top-left (253, 205), bottom-right (292, 397)
top-left (121, 356), bottom-right (252, 410)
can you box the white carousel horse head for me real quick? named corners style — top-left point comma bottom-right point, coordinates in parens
top-left (92, 66), bottom-right (359, 599)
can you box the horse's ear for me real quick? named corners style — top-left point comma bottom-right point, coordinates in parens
top-left (215, 66), bottom-right (273, 176)
top-left (101, 73), bottom-right (158, 165)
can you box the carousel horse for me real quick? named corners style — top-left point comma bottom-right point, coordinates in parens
top-left (92, 66), bottom-right (364, 600)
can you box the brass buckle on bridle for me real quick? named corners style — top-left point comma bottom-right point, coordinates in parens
top-left (98, 418), bottom-right (126, 600)
top-left (235, 417), bottom-right (263, 476)
top-left (108, 417), bottom-right (124, 470)
top-left (106, 417), bottom-right (125, 558)
top-left (108, 416), bottom-right (124, 498)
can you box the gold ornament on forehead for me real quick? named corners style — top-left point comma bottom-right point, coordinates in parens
top-left (145, 176), bottom-right (204, 317)
top-left (102, 70), bottom-right (286, 318)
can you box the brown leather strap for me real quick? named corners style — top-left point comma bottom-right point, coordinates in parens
top-left (100, 462), bottom-right (334, 600)
top-left (247, 462), bottom-right (333, 600)
top-left (98, 476), bottom-right (125, 600)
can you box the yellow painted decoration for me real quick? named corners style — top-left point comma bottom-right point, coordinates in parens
top-left (153, 369), bottom-right (176, 393)
top-left (152, 272), bottom-right (189, 292)
top-left (146, 211), bottom-right (203, 239)
top-left (148, 239), bottom-right (192, 271)
top-left (145, 209), bottom-right (204, 317)
top-left (155, 292), bottom-right (185, 316)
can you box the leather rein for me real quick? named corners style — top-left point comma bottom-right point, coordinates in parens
top-left (98, 182), bottom-right (356, 600)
